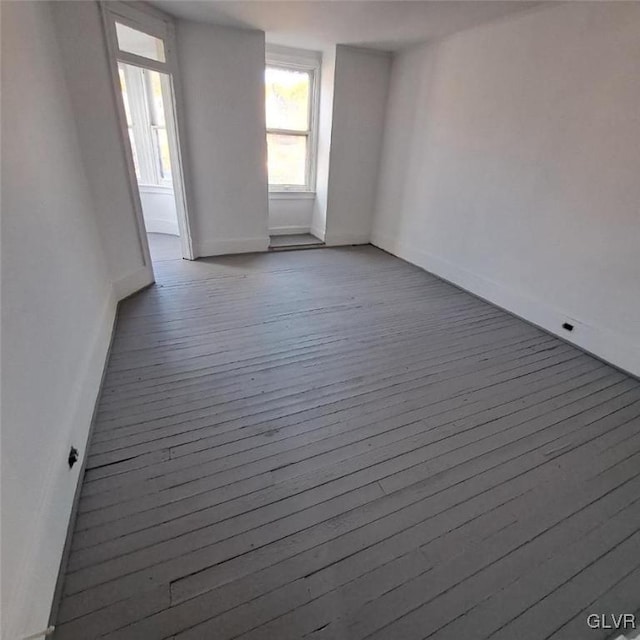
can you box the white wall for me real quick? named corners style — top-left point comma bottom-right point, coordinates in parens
top-left (268, 196), bottom-right (314, 235)
top-left (324, 45), bottom-right (391, 246)
top-left (176, 20), bottom-right (270, 256)
top-left (140, 186), bottom-right (180, 236)
top-left (51, 1), bottom-right (153, 298)
top-left (1, 2), bottom-right (119, 637)
top-left (372, 2), bottom-right (640, 376)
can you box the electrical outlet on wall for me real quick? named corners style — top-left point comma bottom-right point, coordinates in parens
top-left (562, 318), bottom-right (581, 334)
top-left (68, 446), bottom-right (79, 468)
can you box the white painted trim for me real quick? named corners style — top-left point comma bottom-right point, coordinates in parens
top-left (269, 191), bottom-right (316, 200)
top-left (160, 61), bottom-right (196, 260)
top-left (99, 3), bottom-right (154, 273)
top-left (112, 265), bottom-right (154, 300)
top-left (115, 49), bottom-right (167, 74)
top-left (266, 44), bottom-right (321, 193)
top-left (196, 236), bottom-right (270, 257)
top-left (324, 232), bottom-right (371, 246)
top-left (105, 1), bottom-right (171, 41)
top-left (268, 225), bottom-right (312, 235)
top-left (100, 2), bottom-right (196, 261)
top-left (371, 231), bottom-right (640, 378)
top-left (6, 291), bottom-right (117, 640)
top-left (139, 183), bottom-right (173, 194)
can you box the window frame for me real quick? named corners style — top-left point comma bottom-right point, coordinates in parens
top-left (265, 45), bottom-right (321, 194)
top-left (119, 63), bottom-right (173, 189)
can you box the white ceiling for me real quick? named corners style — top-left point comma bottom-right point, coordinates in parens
top-left (150, 1), bottom-right (545, 52)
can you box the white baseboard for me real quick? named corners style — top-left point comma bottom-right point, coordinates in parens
top-left (6, 290), bottom-right (117, 640)
top-left (371, 231), bottom-right (640, 378)
top-left (112, 265), bottom-right (154, 301)
top-left (324, 232), bottom-right (370, 246)
top-left (196, 236), bottom-right (270, 258)
top-left (144, 218), bottom-right (179, 236)
top-left (268, 225), bottom-right (311, 236)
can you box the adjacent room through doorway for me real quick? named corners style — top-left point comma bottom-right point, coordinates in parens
top-left (118, 62), bottom-right (182, 262)
top-left (107, 5), bottom-right (193, 264)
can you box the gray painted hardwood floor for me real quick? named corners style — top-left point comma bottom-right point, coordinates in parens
top-left (54, 241), bottom-right (640, 640)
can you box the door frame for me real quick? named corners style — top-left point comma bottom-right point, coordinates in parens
top-left (100, 0), bottom-right (195, 260)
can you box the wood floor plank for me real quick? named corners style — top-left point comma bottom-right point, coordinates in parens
top-left (68, 365), bottom-right (614, 562)
top-left (102, 437), bottom-right (640, 640)
top-left (73, 356), bottom-right (604, 534)
top-left (545, 566), bottom-right (640, 640)
top-left (53, 241), bottom-right (640, 640)
top-left (166, 452), bottom-right (640, 640)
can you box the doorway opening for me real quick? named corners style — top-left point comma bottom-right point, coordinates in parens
top-left (118, 62), bottom-right (182, 262)
top-left (103, 4), bottom-right (193, 265)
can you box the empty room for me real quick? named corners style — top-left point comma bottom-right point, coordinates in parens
top-left (2, 1), bottom-right (640, 639)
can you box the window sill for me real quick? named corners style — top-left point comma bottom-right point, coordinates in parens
top-left (138, 183), bottom-right (174, 194)
top-left (269, 191), bottom-right (316, 200)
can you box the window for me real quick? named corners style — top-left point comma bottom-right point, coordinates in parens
top-left (146, 71), bottom-right (172, 182)
top-left (118, 63), bottom-right (172, 187)
top-left (115, 21), bottom-right (166, 63)
top-left (265, 47), bottom-right (320, 192)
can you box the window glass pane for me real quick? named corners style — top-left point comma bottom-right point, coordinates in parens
top-left (115, 22), bottom-right (165, 62)
top-left (265, 67), bottom-right (310, 132)
top-left (118, 67), bottom-right (133, 126)
top-left (154, 127), bottom-right (172, 181)
top-left (118, 64), bottom-right (141, 179)
top-left (145, 70), bottom-right (166, 127)
top-left (267, 133), bottom-right (307, 186)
